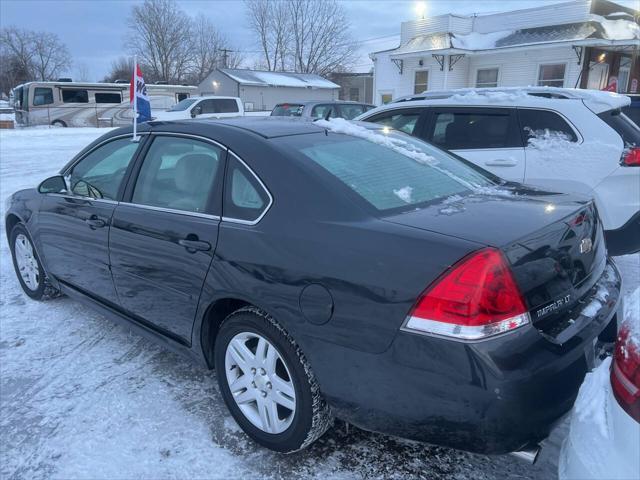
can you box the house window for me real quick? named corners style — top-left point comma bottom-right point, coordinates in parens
top-left (476, 68), bottom-right (499, 88)
top-left (414, 70), bottom-right (428, 94)
top-left (537, 64), bottom-right (566, 87)
top-left (349, 87), bottom-right (360, 102)
top-left (381, 93), bottom-right (393, 104)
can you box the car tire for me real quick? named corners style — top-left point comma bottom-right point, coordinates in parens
top-left (10, 224), bottom-right (59, 300)
top-left (50, 120), bottom-right (67, 128)
top-left (215, 306), bottom-right (332, 453)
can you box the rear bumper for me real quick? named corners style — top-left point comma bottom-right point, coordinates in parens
top-left (305, 260), bottom-right (622, 454)
top-left (605, 211), bottom-right (640, 256)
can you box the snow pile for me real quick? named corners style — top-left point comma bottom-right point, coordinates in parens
top-left (448, 89), bottom-right (533, 104)
top-left (573, 356), bottom-right (613, 438)
top-left (590, 14), bottom-right (640, 40)
top-left (393, 186), bottom-right (413, 203)
top-left (451, 30), bottom-right (513, 50)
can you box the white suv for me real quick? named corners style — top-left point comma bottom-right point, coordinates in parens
top-left (154, 96), bottom-right (244, 121)
top-left (357, 87), bottom-right (640, 255)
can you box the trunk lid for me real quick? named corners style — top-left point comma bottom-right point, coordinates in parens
top-left (384, 189), bottom-right (607, 331)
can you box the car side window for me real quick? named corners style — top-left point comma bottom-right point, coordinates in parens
top-left (338, 104), bottom-right (366, 120)
top-left (224, 155), bottom-right (270, 222)
top-left (69, 138), bottom-right (139, 200)
top-left (311, 104), bottom-right (333, 119)
top-left (428, 108), bottom-right (520, 150)
top-left (366, 111), bottom-right (421, 135)
top-left (132, 136), bottom-right (222, 214)
top-left (198, 100), bottom-right (215, 114)
top-left (518, 109), bottom-right (578, 143)
top-left (33, 87), bottom-right (53, 106)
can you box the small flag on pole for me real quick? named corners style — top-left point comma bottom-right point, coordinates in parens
top-left (130, 61), bottom-right (151, 137)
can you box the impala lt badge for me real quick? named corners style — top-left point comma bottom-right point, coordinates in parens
top-left (580, 238), bottom-right (593, 254)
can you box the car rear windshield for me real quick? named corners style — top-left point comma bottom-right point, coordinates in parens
top-left (289, 128), bottom-right (495, 213)
top-left (598, 109), bottom-right (640, 147)
top-left (271, 104), bottom-right (304, 117)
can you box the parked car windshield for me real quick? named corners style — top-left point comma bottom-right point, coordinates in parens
top-left (271, 104), bottom-right (304, 117)
top-left (287, 127), bottom-right (495, 213)
top-left (167, 98), bottom-right (197, 112)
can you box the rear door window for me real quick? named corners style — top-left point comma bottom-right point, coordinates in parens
top-left (427, 108), bottom-right (521, 150)
top-left (598, 110), bottom-right (640, 147)
top-left (62, 89), bottom-right (89, 103)
top-left (132, 136), bottom-right (222, 214)
top-left (365, 108), bottom-right (424, 135)
top-left (518, 109), bottom-right (578, 143)
top-left (214, 99), bottom-right (239, 113)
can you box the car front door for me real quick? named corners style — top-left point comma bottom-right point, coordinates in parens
top-left (425, 107), bottom-right (526, 182)
top-left (36, 135), bottom-right (143, 304)
top-left (108, 134), bottom-right (224, 343)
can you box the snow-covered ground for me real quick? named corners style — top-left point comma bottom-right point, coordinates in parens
top-left (1, 127), bottom-right (638, 480)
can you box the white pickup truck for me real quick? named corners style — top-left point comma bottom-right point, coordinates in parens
top-left (154, 96), bottom-right (244, 121)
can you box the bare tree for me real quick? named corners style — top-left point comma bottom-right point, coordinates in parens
top-left (74, 62), bottom-right (91, 82)
top-left (126, 0), bottom-right (192, 83)
top-left (246, 0), bottom-right (291, 71)
top-left (190, 14), bottom-right (227, 83)
top-left (289, 0), bottom-right (356, 76)
top-left (0, 27), bottom-right (71, 94)
top-left (102, 56), bottom-right (134, 83)
top-left (245, 0), bottom-right (355, 75)
top-left (30, 31), bottom-right (71, 81)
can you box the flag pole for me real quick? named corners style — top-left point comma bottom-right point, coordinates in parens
top-left (132, 55), bottom-right (138, 141)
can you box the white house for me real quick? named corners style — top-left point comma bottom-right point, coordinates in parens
top-left (371, 0), bottom-right (639, 105)
top-left (198, 68), bottom-right (339, 112)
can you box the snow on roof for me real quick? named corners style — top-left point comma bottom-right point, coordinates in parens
top-left (219, 69), bottom-right (339, 89)
top-left (389, 87), bottom-right (631, 113)
top-left (389, 17), bottom-right (639, 57)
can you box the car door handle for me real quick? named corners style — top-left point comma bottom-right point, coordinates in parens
top-left (178, 238), bottom-right (211, 252)
top-left (484, 158), bottom-right (518, 167)
top-left (85, 216), bottom-right (105, 229)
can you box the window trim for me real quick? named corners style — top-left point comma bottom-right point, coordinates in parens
top-left (536, 62), bottom-right (567, 88)
top-left (475, 67), bottom-right (500, 88)
top-left (414, 69), bottom-right (429, 95)
top-left (517, 107), bottom-right (583, 145)
top-left (221, 151), bottom-right (273, 226)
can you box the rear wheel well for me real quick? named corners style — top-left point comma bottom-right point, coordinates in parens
top-left (5, 214), bottom-right (21, 239)
top-left (201, 298), bottom-right (250, 368)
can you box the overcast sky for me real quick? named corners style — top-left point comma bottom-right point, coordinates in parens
top-left (1, 0), bottom-right (637, 81)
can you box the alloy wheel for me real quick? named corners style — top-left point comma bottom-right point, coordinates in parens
top-left (224, 331), bottom-right (297, 434)
top-left (14, 233), bottom-right (40, 291)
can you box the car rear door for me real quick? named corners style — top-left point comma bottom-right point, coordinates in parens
top-left (424, 107), bottom-right (526, 182)
top-left (37, 135), bottom-right (143, 304)
top-left (108, 133), bottom-right (225, 343)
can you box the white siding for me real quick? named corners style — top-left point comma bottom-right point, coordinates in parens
top-left (468, 47), bottom-right (581, 89)
top-left (474, 0), bottom-right (592, 33)
top-left (400, 15), bottom-right (473, 44)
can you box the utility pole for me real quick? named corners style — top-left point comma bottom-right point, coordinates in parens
top-left (220, 49), bottom-right (233, 68)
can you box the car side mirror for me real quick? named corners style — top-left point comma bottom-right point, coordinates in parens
top-left (191, 106), bottom-right (202, 118)
top-left (38, 175), bottom-right (68, 194)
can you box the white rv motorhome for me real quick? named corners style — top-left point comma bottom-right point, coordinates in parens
top-left (11, 81), bottom-right (196, 127)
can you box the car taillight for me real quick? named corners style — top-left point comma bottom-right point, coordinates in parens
top-left (611, 326), bottom-right (640, 423)
top-left (622, 147), bottom-right (640, 166)
top-left (404, 248), bottom-right (530, 340)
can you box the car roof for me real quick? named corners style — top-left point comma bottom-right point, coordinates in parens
top-left (196, 116), bottom-right (383, 138)
top-left (377, 87), bottom-right (630, 114)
